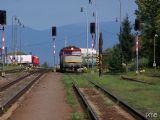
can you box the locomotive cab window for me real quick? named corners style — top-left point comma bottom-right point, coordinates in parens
top-left (64, 51), bottom-right (72, 55)
top-left (72, 51), bottom-right (81, 55)
top-left (64, 51), bottom-right (81, 55)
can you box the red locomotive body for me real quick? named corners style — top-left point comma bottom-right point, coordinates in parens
top-left (32, 55), bottom-right (39, 66)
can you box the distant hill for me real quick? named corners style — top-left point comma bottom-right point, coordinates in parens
top-left (0, 22), bottom-right (120, 66)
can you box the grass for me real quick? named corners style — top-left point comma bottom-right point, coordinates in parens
top-left (124, 69), bottom-right (160, 84)
top-left (61, 74), bottom-right (75, 107)
top-left (92, 73), bottom-right (160, 120)
top-left (61, 70), bottom-right (160, 120)
top-left (71, 112), bottom-right (84, 120)
top-left (0, 64), bottom-right (21, 71)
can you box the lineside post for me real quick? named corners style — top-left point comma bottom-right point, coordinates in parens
top-left (99, 32), bottom-right (103, 77)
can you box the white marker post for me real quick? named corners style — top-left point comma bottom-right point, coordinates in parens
top-left (136, 32), bottom-right (139, 74)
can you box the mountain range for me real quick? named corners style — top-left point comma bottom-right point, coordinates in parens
top-left (0, 21), bottom-right (120, 66)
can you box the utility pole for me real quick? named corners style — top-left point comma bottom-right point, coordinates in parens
top-left (80, 7), bottom-right (89, 68)
top-left (118, 0), bottom-right (123, 69)
top-left (12, 16), bottom-right (18, 64)
top-left (19, 23), bottom-right (24, 65)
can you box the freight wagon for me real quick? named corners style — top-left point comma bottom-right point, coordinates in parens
top-left (6, 55), bottom-right (40, 66)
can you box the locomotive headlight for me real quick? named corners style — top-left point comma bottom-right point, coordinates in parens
top-left (71, 48), bottom-right (73, 50)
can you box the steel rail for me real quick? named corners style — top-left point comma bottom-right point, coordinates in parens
top-left (4, 68), bottom-right (25, 74)
top-left (73, 82), bottom-right (99, 120)
top-left (0, 72), bottom-right (37, 92)
top-left (121, 75), bottom-right (154, 85)
top-left (89, 80), bottom-right (149, 120)
top-left (0, 72), bottom-right (46, 116)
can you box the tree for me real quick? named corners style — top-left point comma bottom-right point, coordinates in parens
top-left (103, 16), bottom-right (134, 72)
top-left (107, 44), bottom-right (124, 72)
top-left (119, 15), bottom-right (134, 64)
top-left (135, 0), bottom-right (160, 66)
top-left (41, 61), bottom-right (49, 68)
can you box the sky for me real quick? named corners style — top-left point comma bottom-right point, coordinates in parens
top-left (0, 0), bottom-right (138, 30)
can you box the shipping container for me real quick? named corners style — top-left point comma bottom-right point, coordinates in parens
top-left (6, 55), bottom-right (32, 64)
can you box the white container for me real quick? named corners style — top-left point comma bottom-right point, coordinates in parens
top-left (6, 55), bottom-right (32, 64)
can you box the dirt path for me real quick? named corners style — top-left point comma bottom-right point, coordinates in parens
top-left (8, 72), bottom-right (71, 120)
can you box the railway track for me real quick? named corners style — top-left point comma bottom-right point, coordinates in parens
top-left (0, 70), bottom-right (46, 116)
top-left (73, 79), bottom-right (149, 120)
top-left (73, 82), bottom-right (99, 120)
top-left (0, 69), bottom-right (47, 92)
top-left (4, 68), bottom-right (25, 74)
top-left (0, 73), bottom-right (36, 92)
top-left (89, 80), bottom-right (149, 120)
top-left (121, 75), bottom-right (154, 85)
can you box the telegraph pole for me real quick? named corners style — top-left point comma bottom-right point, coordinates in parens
top-left (12, 16), bottom-right (18, 64)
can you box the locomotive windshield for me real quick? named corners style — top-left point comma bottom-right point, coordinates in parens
top-left (72, 51), bottom-right (81, 55)
top-left (64, 51), bottom-right (81, 55)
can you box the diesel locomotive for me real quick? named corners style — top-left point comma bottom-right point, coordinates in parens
top-left (59, 46), bottom-right (83, 72)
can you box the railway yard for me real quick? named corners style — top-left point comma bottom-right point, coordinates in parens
top-left (0, 67), bottom-right (159, 120)
top-left (0, 68), bottom-right (71, 120)
top-left (1, 0), bottom-right (160, 120)
top-left (62, 71), bottom-right (160, 120)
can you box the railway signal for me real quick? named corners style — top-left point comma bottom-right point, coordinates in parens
top-left (134, 18), bottom-right (140, 31)
top-left (0, 10), bottom-right (6, 77)
top-left (90, 22), bottom-right (95, 34)
top-left (52, 26), bottom-right (56, 36)
top-left (52, 26), bottom-right (57, 71)
top-left (90, 22), bottom-right (96, 69)
top-left (0, 10), bottom-right (6, 25)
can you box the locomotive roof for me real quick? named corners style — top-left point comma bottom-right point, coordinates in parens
top-left (59, 46), bottom-right (81, 56)
top-left (60, 46), bottom-right (81, 51)
top-left (32, 55), bottom-right (39, 58)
